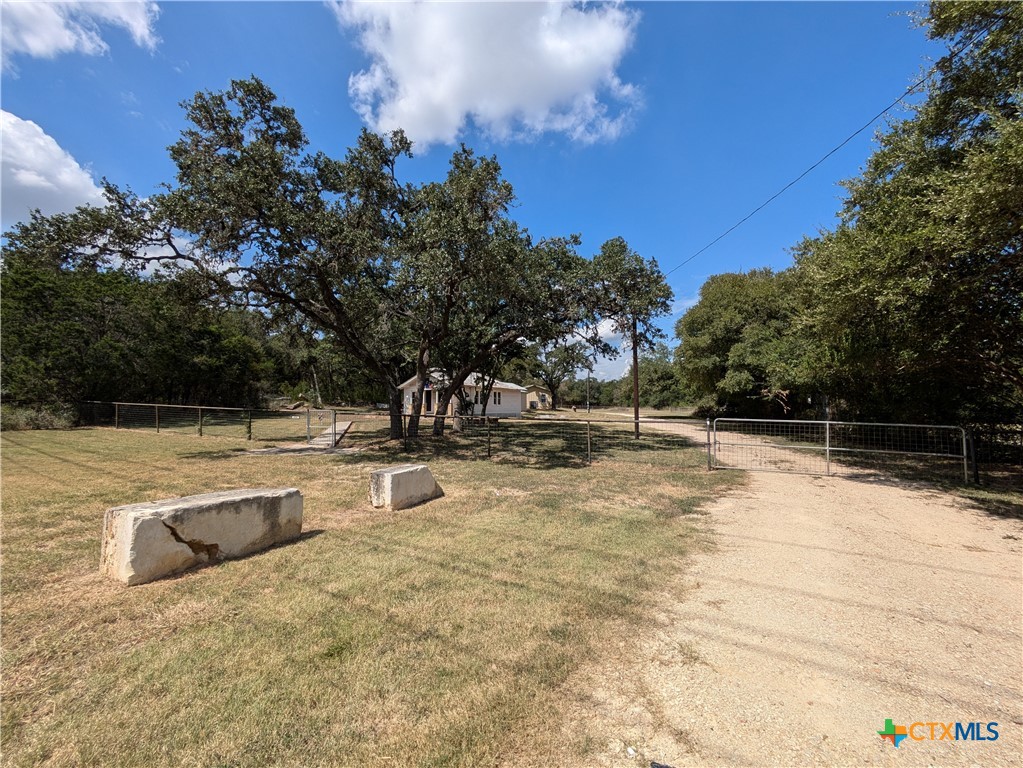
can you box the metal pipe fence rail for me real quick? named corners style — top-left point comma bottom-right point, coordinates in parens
top-left (711, 418), bottom-right (969, 482)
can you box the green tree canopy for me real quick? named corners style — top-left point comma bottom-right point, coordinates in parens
top-left (2, 77), bottom-right (600, 438)
top-left (591, 237), bottom-right (673, 433)
top-left (675, 269), bottom-right (807, 417)
top-left (518, 339), bottom-right (591, 410)
top-left (793, 1), bottom-right (1022, 422)
top-left (677, 2), bottom-right (1021, 425)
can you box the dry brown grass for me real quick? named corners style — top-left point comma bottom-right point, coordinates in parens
top-left (1, 426), bottom-right (735, 767)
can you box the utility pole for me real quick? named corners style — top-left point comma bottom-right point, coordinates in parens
top-left (632, 315), bottom-right (640, 439)
top-left (586, 344), bottom-right (596, 414)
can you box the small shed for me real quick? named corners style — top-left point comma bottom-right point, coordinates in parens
top-left (523, 385), bottom-right (552, 411)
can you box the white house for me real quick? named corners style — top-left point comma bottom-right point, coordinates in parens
top-left (398, 371), bottom-right (526, 417)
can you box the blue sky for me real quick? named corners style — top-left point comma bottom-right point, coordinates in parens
top-left (1, 1), bottom-right (943, 378)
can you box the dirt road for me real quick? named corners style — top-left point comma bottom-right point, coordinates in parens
top-left (544, 445), bottom-right (1023, 766)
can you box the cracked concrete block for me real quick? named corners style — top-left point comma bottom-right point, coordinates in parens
top-left (100, 488), bottom-right (302, 585)
top-left (370, 464), bottom-right (441, 511)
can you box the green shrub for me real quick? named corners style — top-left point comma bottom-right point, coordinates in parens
top-left (0, 404), bottom-right (76, 431)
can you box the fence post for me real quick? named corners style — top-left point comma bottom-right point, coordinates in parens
top-left (403, 413), bottom-right (408, 452)
top-left (198, 406), bottom-right (203, 437)
top-left (587, 419), bottom-right (592, 464)
top-left (331, 410), bottom-right (336, 447)
top-left (825, 420), bottom-right (831, 475)
top-left (155, 404), bottom-right (160, 433)
top-left (487, 418), bottom-right (492, 459)
top-left (247, 410), bottom-right (253, 441)
top-left (965, 429), bottom-right (974, 484)
top-left (306, 407), bottom-right (311, 443)
top-left (706, 418), bottom-right (712, 470)
top-left (115, 402), bottom-right (120, 430)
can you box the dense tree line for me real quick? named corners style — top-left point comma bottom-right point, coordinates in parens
top-left (1, 258), bottom-right (273, 408)
top-left (545, 345), bottom-right (686, 411)
top-left (0, 249), bottom-right (389, 410)
top-left (676, 2), bottom-right (1022, 425)
top-left (2, 80), bottom-right (671, 434)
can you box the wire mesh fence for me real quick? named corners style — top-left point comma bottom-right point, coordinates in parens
top-left (712, 418), bottom-right (968, 482)
top-left (79, 401), bottom-right (384, 444)
top-left (402, 415), bottom-right (705, 468)
top-left (967, 423), bottom-right (1023, 487)
top-left (76, 401), bottom-right (996, 485)
top-left (76, 402), bottom-right (708, 466)
top-left (81, 401), bottom-right (255, 438)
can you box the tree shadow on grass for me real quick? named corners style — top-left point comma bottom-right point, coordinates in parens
top-left (956, 490), bottom-right (1023, 521)
top-left (374, 422), bottom-right (701, 470)
top-left (172, 421), bottom-right (702, 471)
top-left (177, 446), bottom-right (256, 460)
top-left (837, 462), bottom-right (1023, 521)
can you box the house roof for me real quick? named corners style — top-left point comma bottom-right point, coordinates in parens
top-left (398, 371), bottom-right (527, 392)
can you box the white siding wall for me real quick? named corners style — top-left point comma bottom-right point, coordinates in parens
top-left (400, 383), bottom-right (522, 416)
top-left (479, 388), bottom-right (522, 416)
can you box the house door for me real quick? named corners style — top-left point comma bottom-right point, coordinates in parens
top-left (425, 390), bottom-right (433, 413)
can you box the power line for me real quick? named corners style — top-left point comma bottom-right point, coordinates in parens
top-left (664, 18), bottom-right (998, 278)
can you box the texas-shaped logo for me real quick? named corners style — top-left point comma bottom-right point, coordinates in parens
top-left (878, 719), bottom-right (908, 747)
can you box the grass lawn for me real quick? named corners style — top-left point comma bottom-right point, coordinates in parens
top-left (1, 426), bottom-right (736, 767)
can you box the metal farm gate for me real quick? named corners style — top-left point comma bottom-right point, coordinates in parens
top-left (711, 418), bottom-right (968, 482)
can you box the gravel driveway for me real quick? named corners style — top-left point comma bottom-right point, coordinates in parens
top-left (538, 442), bottom-right (1023, 766)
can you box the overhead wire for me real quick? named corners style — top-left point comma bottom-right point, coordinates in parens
top-left (663, 17), bottom-right (1000, 278)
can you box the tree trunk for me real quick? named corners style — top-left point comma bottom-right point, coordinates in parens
top-left (311, 364), bottom-right (323, 408)
top-left (387, 385), bottom-right (403, 440)
top-left (452, 388), bottom-right (473, 433)
top-left (407, 350), bottom-right (430, 438)
top-left (407, 382), bottom-right (427, 438)
top-left (632, 316), bottom-right (640, 439)
top-left (432, 386), bottom-right (455, 436)
top-left (478, 373), bottom-right (496, 417)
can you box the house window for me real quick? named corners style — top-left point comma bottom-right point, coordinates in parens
top-left (540, 393), bottom-right (548, 404)
top-left (493, 392), bottom-right (501, 405)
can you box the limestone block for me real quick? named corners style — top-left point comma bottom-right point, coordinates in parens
top-left (100, 488), bottom-right (302, 585)
top-left (370, 464), bottom-right (441, 510)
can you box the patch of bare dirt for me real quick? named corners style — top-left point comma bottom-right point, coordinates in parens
top-left (520, 467), bottom-right (1023, 766)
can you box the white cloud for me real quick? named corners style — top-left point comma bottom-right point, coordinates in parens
top-left (1, 110), bottom-right (105, 230)
top-left (593, 354), bottom-right (629, 381)
top-left (2, 1), bottom-right (160, 72)
top-left (331, 0), bottom-right (640, 147)
top-left (671, 294), bottom-right (699, 316)
top-left (595, 317), bottom-right (621, 341)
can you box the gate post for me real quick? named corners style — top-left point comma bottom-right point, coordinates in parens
top-left (962, 428), bottom-right (970, 484)
top-left (825, 421), bottom-right (831, 475)
top-left (706, 418), bottom-right (712, 470)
